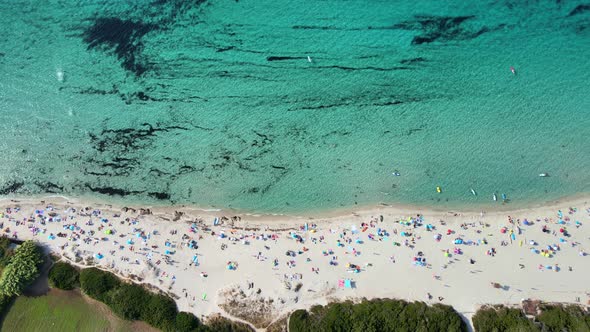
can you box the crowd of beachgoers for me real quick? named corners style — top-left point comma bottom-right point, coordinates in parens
top-left (1, 197), bottom-right (589, 325)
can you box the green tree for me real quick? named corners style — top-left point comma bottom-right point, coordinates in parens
top-left (0, 241), bottom-right (43, 296)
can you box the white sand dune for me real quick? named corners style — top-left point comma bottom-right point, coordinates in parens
top-left (2, 196), bottom-right (589, 329)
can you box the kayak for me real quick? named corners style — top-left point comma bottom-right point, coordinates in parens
top-left (470, 188), bottom-right (477, 196)
top-left (502, 193), bottom-right (507, 201)
top-left (493, 193), bottom-right (497, 201)
top-left (539, 173), bottom-right (549, 177)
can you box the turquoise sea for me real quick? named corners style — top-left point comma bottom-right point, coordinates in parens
top-left (0, 1), bottom-right (589, 213)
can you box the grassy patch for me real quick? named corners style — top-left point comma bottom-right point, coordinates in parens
top-left (0, 289), bottom-right (150, 332)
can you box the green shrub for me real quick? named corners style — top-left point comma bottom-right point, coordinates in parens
top-left (76, 268), bottom-right (252, 332)
top-left (0, 237), bottom-right (15, 268)
top-left (175, 312), bottom-right (201, 332)
top-left (537, 305), bottom-right (590, 332)
top-left (0, 241), bottom-right (44, 296)
top-left (206, 316), bottom-right (254, 332)
top-left (48, 262), bottom-right (79, 290)
top-left (142, 293), bottom-right (177, 331)
top-left (0, 293), bottom-right (14, 321)
top-left (289, 299), bottom-right (467, 332)
top-left (107, 283), bottom-right (148, 320)
top-left (79, 268), bottom-right (120, 301)
top-left (472, 306), bottom-right (538, 332)
top-left (288, 310), bottom-right (310, 332)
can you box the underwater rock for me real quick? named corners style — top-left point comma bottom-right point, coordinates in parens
top-left (149, 192), bottom-right (171, 200)
top-left (84, 184), bottom-right (142, 197)
top-left (83, 17), bottom-right (156, 76)
top-left (267, 56), bottom-right (301, 61)
top-left (568, 4), bottom-right (590, 16)
top-left (393, 15), bottom-right (491, 45)
top-left (0, 182), bottom-right (24, 195)
top-left (400, 57), bottom-right (427, 64)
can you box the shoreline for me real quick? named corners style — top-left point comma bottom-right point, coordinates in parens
top-left (1, 192), bottom-right (589, 222)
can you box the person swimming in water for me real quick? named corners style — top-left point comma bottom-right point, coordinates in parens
top-left (510, 66), bottom-right (516, 75)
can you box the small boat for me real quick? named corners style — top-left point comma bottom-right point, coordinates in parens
top-left (470, 188), bottom-right (477, 196)
top-left (436, 186), bottom-right (442, 193)
top-left (502, 193), bottom-right (507, 201)
top-left (539, 173), bottom-right (549, 177)
top-left (493, 193), bottom-right (497, 201)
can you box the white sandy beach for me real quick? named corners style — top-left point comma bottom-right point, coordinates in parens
top-left (1, 196), bottom-right (589, 329)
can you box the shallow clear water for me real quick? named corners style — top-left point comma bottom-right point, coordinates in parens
top-left (0, 0), bottom-right (589, 213)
